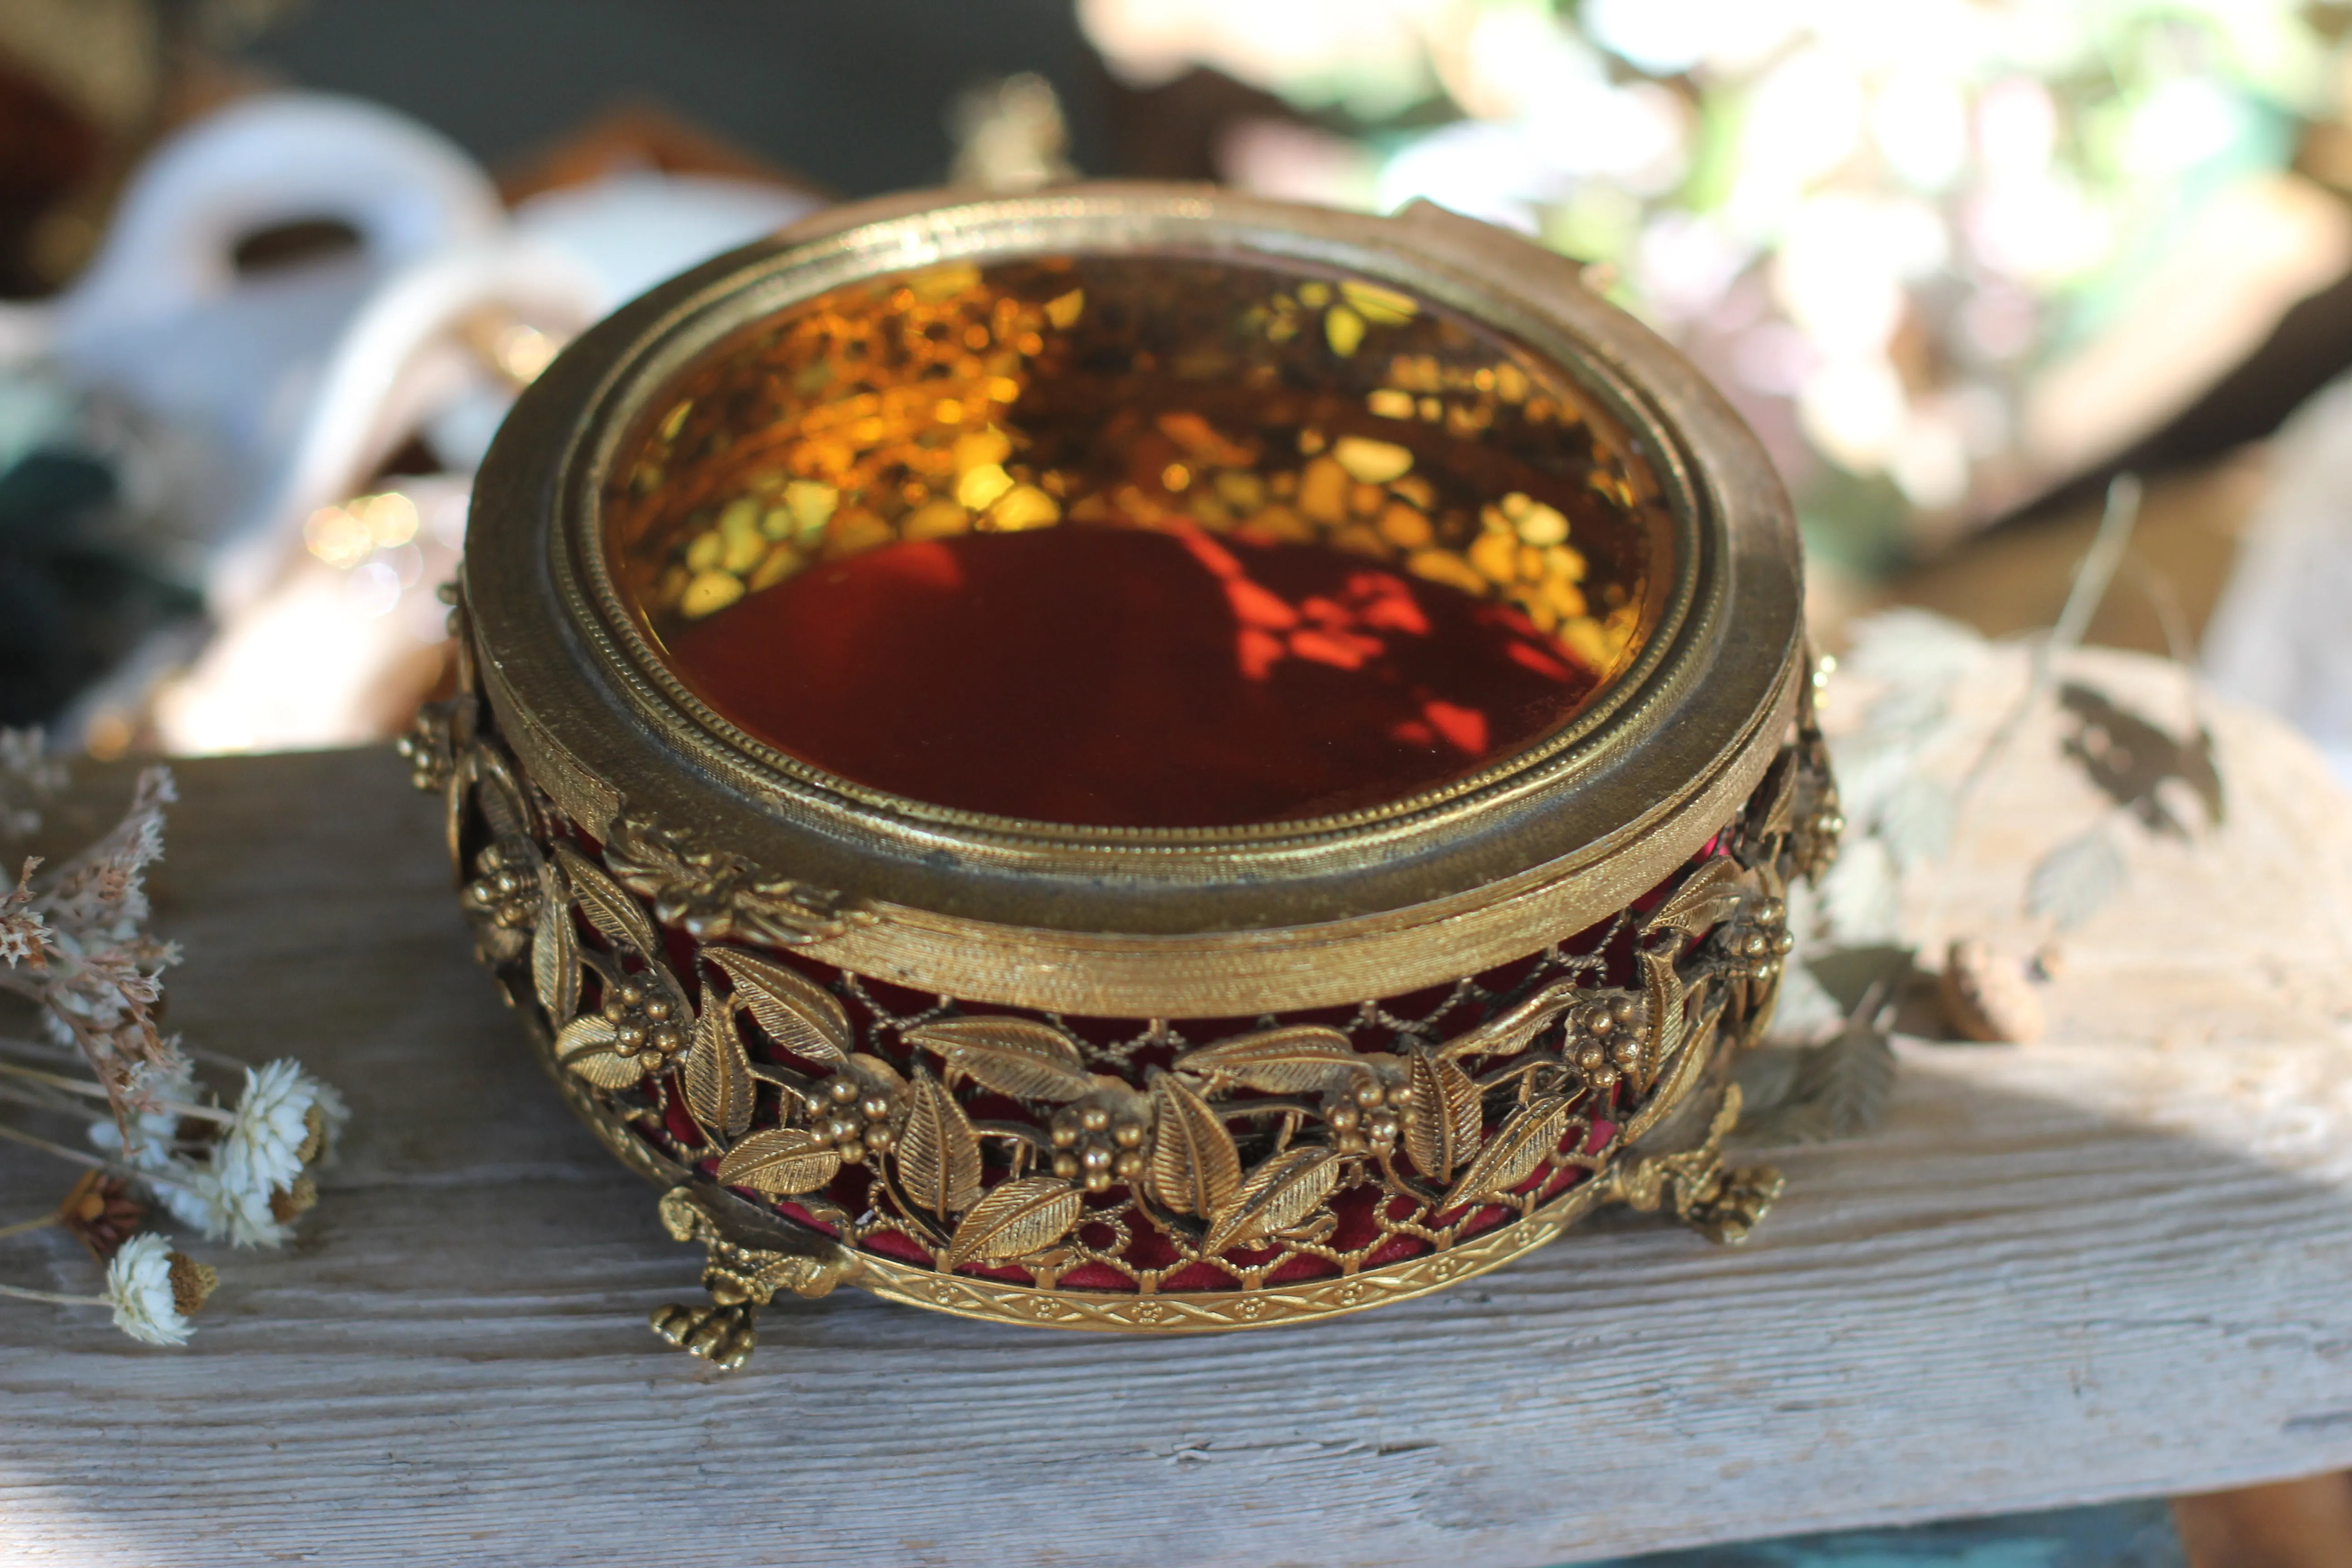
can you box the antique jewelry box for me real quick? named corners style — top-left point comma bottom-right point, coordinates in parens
top-left (407, 185), bottom-right (1837, 1366)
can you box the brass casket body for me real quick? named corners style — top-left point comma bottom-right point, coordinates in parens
top-left (423, 184), bottom-right (1836, 1356)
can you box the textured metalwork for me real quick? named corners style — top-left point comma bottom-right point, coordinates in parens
top-left (432, 184), bottom-right (1830, 1356)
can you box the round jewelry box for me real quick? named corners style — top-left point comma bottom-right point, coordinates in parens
top-left (407, 185), bottom-right (1838, 1366)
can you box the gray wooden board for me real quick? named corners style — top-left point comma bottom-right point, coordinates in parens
top-left (3, 649), bottom-right (2350, 1566)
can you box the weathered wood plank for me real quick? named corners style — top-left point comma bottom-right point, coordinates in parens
top-left (2, 649), bottom-right (2349, 1568)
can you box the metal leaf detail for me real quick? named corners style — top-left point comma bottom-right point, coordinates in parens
top-left (1621, 996), bottom-right (1724, 1147)
top-left (1174, 1026), bottom-right (1362, 1093)
top-left (1438, 980), bottom-right (1579, 1062)
top-left (441, 767), bottom-right (466, 874)
top-left (554, 840), bottom-right (659, 956)
top-left (683, 990), bottom-right (756, 1142)
top-left (1441, 1094), bottom-right (1574, 1210)
top-left (1646, 858), bottom-right (1744, 944)
top-left (471, 742), bottom-right (534, 843)
top-left (895, 1073), bottom-right (983, 1218)
top-left (1203, 1146), bottom-right (1344, 1253)
top-left (706, 946), bottom-right (852, 1066)
top-left (1749, 750), bottom-right (1798, 841)
top-left (1637, 946), bottom-right (1686, 1098)
top-left (1403, 1049), bottom-right (1482, 1182)
top-left (715, 1128), bottom-right (842, 1195)
top-left (941, 1177), bottom-right (1085, 1270)
top-left (532, 859), bottom-right (578, 1023)
top-left (1144, 1072), bottom-right (1241, 1217)
top-left (903, 1016), bottom-right (1096, 1103)
top-left (553, 1014), bottom-right (649, 1090)
top-left (846, 1052), bottom-right (910, 1103)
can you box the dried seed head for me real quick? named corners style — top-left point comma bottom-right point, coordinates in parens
top-left (167, 1251), bottom-right (218, 1316)
top-left (269, 1175), bottom-right (318, 1223)
top-left (1940, 938), bottom-right (2045, 1045)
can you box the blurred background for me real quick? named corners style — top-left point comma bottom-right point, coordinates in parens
top-left (1, 0), bottom-right (2350, 783)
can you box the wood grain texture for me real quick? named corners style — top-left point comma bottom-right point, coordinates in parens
top-left (4, 647), bottom-right (2351, 1568)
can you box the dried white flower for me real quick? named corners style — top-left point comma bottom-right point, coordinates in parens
top-left (127, 1061), bottom-right (347, 1249)
top-left (103, 1233), bottom-right (216, 1347)
top-left (6, 763), bottom-right (350, 1259)
top-left (87, 1057), bottom-right (199, 1173)
top-left (3, 767), bottom-right (183, 1125)
top-left (0, 727), bottom-right (68, 841)
top-left (0, 856), bottom-right (46, 969)
top-left (219, 1059), bottom-right (346, 1197)
top-left (153, 1170), bottom-right (297, 1249)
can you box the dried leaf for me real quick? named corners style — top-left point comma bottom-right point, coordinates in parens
top-left (532, 859), bottom-right (578, 1022)
top-left (1646, 858), bottom-right (1744, 943)
top-left (715, 1127), bottom-right (842, 1195)
top-left (1437, 981), bottom-right (1579, 1062)
top-left (1403, 1049), bottom-right (1482, 1182)
top-left (1826, 730), bottom-right (1916, 833)
top-left (1738, 1023), bottom-right (1896, 1145)
top-left (707, 946), bottom-right (852, 1066)
top-left (904, 1016), bottom-right (1094, 1102)
top-left (1841, 608), bottom-right (1988, 696)
top-left (895, 1073), bottom-right (983, 1217)
top-left (941, 1176), bottom-right (1085, 1270)
top-left (2026, 823), bottom-right (2124, 931)
top-left (1818, 837), bottom-right (1901, 943)
top-left (1203, 1146), bottom-right (1344, 1253)
top-left (683, 990), bottom-right (756, 1142)
top-left (1879, 773), bottom-right (1956, 871)
top-left (1144, 1072), bottom-right (1241, 1216)
top-left (1174, 1024), bottom-right (1363, 1094)
top-left (1763, 954), bottom-right (1843, 1046)
top-left (1441, 1095), bottom-right (1573, 1210)
top-left (554, 1014), bottom-right (649, 1089)
top-left (553, 841), bottom-right (659, 956)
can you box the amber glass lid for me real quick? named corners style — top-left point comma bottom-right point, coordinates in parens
top-left (466, 186), bottom-right (1801, 976)
top-left (601, 251), bottom-right (1675, 830)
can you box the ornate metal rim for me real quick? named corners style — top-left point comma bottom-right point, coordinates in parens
top-left (463, 184), bottom-right (1804, 1014)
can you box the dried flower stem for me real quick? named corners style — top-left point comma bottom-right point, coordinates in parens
top-left (0, 1081), bottom-right (95, 1119)
top-left (0, 1121), bottom-right (201, 1191)
top-left (0, 1059), bottom-right (235, 1125)
top-left (0, 1213), bottom-right (57, 1240)
top-left (0, 1281), bottom-right (107, 1307)
top-left (0, 1032), bottom-right (247, 1077)
top-left (1920, 473), bottom-right (2142, 951)
top-left (1953, 474), bottom-right (2141, 813)
top-left (0, 1034), bottom-right (75, 1065)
